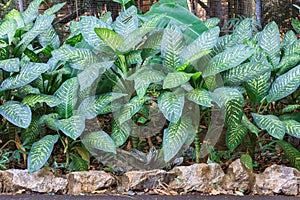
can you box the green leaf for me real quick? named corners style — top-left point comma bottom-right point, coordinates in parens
top-left (285, 40), bottom-right (300, 56)
top-left (65, 34), bottom-right (83, 46)
top-left (181, 27), bottom-right (219, 62)
top-left (226, 123), bottom-right (248, 151)
top-left (276, 54), bottom-right (300, 74)
top-left (131, 69), bottom-right (165, 97)
top-left (282, 104), bottom-right (300, 113)
top-left (22, 94), bottom-right (61, 107)
top-left (78, 93), bottom-right (127, 119)
top-left (94, 28), bottom-right (125, 52)
top-left (245, 71), bottom-right (271, 102)
top-left (20, 117), bottom-right (40, 145)
top-left (223, 62), bottom-right (270, 85)
top-left (0, 62), bottom-right (49, 91)
top-left (69, 154), bottom-right (89, 172)
top-left (11, 85), bottom-right (40, 98)
top-left (0, 19), bottom-right (17, 44)
top-left (78, 16), bottom-right (111, 51)
top-left (27, 135), bottom-right (59, 173)
top-left (211, 34), bottom-right (233, 56)
top-left (252, 113), bottom-right (285, 140)
top-left (0, 39), bottom-right (9, 60)
top-left (161, 22), bottom-right (184, 70)
top-left (266, 65), bottom-right (300, 102)
top-left (110, 120), bottom-right (130, 147)
top-left (163, 117), bottom-right (195, 162)
top-left (163, 72), bottom-right (195, 89)
top-left (232, 18), bottom-right (252, 43)
top-left (145, 3), bottom-right (207, 43)
top-left (281, 30), bottom-right (297, 50)
top-left (211, 87), bottom-right (244, 108)
top-left (24, 49), bottom-right (42, 63)
top-left (0, 101), bottom-right (31, 128)
top-left (141, 31), bottom-right (163, 58)
top-left (82, 131), bottom-right (116, 154)
top-left (52, 46), bottom-right (99, 70)
top-left (0, 58), bottom-right (20, 72)
top-left (186, 88), bottom-right (213, 107)
top-left (292, 18), bottom-right (300, 35)
top-left (56, 115), bottom-right (85, 140)
top-left (38, 113), bottom-right (60, 131)
top-left (203, 18), bottom-right (220, 29)
top-left (283, 120), bottom-right (300, 139)
top-left (225, 99), bottom-right (244, 127)
top-left (258, 21), bottom-right (280, 66)
top-left (19, 14), bottom-right (55, 48)
top-left (39, 27), bottom-right (60, 49)
top-left (22, 0), bottom-right (44, 24)
top-left (277, 140), bottom-right (300, 171)
top-left (240, 154), bottom-right (253, 170)
top-left (114, 6), bottom-right (138, 38)
top-left (117, 96), bottom-right (149, 124)
top-left (202, 44), bottom-right (254, 77)
top-left (241, 114), bottom-right (259, 136)
top-left (5, 9), bottom-right (24, 28)
top-left (54, 77), bottom-right (79, 118)
top-left (158, 90), bottom-right (185, 123)
top-left (78, 61), bottom-right (114, 91)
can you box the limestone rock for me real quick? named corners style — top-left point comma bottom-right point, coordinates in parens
top-left (253, 164), bottom-right (300, 196)
top-left (67, 170), bottom-right (115, 194)
top-left (120, 169), bottom-right (176, 191)
top-left (168, 163), bottom-right (225, 193)
top-left (222, 159), bottom-right (254, 192)
top-left (0, 168), bottom-right (67, 193)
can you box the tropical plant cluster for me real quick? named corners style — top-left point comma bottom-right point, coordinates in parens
top-left (0, 0), bottom-right (299, 173)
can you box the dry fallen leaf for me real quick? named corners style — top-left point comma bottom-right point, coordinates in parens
top-left (92, 189), bottom-right (107, 194)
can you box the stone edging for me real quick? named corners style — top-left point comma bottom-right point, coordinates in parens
top-left (0, 159), bottom-right (299, 196)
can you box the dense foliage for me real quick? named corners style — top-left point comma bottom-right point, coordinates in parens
top-left (0, 0), bottom-right (299, 173)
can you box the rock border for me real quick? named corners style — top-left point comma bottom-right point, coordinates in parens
top-left (0, 159), bottom-right (299, 196)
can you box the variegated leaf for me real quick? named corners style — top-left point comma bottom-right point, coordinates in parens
top-left (226, 123), bottom-right (248, 151)
top-left (82, 131), bottom-right (116, 154)
top-left (0, 19), bottom-right (17, 44)
top-left (266, 65), bottom-right (300, 102)
top-left (0, 101), bottom-right (31, 128)
top-left (110, 119), bottom-right (130, 147)
top-left (281, 30), bottom-right (297, 50)
top-left (258, 21), bottom-right (280, 66)
top-left (241, 114), bottom-right (259, 136)
top-left (252, 113), bottom-right (285, 139)
top-left (22, 0), bottom-right (44, 24)
top-left (283, 120), bottom-right (300, 139)
top-left (245, 71), bottom-right (270, 102)
top-left (186, 88), bottom-right (213, 107)
top-left (276, 54), bottom-right (300, 73)
top-left (285, 40), bottom-right (300, 56)
top-left (43, 2), bottom-right (66, 16)
top-left (94, 28), bottom-right (125, 52)
top-left (0, 63), bottom-right (49, 91)
top-left (56, 115), bottom-right (85, 140)
top-left (38, 27), bottom-right (60, 49)
top-left (54, 77), bottom-right (79, 118)
top-left (27, 135), bottom-right (59, 173)
top-left (22, 94), bottom-right (60, 107)
top-left (204, 18), bottom-right (220, 29)
top-left (158, 90), bottom-right (185, 123)
top-left (0, 58), bottom-right (20, 72)
top-left (163, 117), bottom-right (195, 162)
top-left (114, 6), bottom-right (138, 38)
top-left (232, 18), bottom-right (252, 44)
top-left (161, 23), bottom-right (184, 70)
top-left (163, 72), bottom-right (194, 89)
top-left (203, 44), bottom-right (254, 77)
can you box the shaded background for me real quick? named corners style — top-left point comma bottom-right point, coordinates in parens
top-left (0, 0), bottom-right (300, 33)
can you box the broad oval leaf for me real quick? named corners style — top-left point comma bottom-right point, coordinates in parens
top-left (202, 44), bottom-right (255, 77)
top-left (266, 65), bottom-right (300, 102)
top-left (27, 135), bottom-right (59, 173)
top-left (226, 124), bottom-right (248, 151)
top-left (54, 77), bottom-right (79, 118)
top-left (240, 154), bottom-right (253, 170)
top-left (94, 28), bottom-right (125, 52)
top-left (0, 19), bottom-right (17, 44)
top-left (282, 104), bottom-right (300, 113)
top-left (0, 101), bottom-right (31, 128)
top-left (276, 53), bottom-right (300, 74)
top-left (22, 0), bottom-right (44, 24)
top-left (56, 115), bottom-right (85, 140)
top-left (82, 131), bottom-right (116, 154)
top-left (161, 22), bottom-right (184, 70)
top-left (0, 58), bottom-right (20, 72)
top-left (232, 18), bottom-right (252, 44)
top-left (110, 120), bottom-right (130, 147)
top-left (181, 26), bottom-right (219, 62)
top-left (158, 91), bottom-right (185, 123)
top-left (0, 62), bottom-right (49, 91)
top-left (38, 113), bottom-right (60, 131)
top-left (258, 21), bottom-right (280, 66)
top-left (241, 114), bottom-right (259, 136)
top-left (203, 18), bottom-right (220, 29)
top-left (211, 87), bottom-right (244, 108)
top-left (186, 88), bottom-right (213, 107)
top-left (163, 117), bottom-right (195, 162)
top-left (114, 6), bottom-right (138, 38)
top-left (78, 93), bottom-right (127, 119)
top-left (277, 140), bottom-right (300, 171)
top-left (245, 71), bottom-right (271, 102)
top-left (252, 113), bottom-right (285, 140)
top-left (22, 94), bottom-right (61, 107)
top-left (163, 72), bottom-right (194, 89)
top-left (281, 30), bottom-right (297, 51)
top-left (38, 27), bottom-right (60, 49)
top-left (283, 120), bottom-right (300, 139)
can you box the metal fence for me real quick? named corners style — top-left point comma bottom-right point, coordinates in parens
top-left (1, 0), bottom-right (300, 32)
